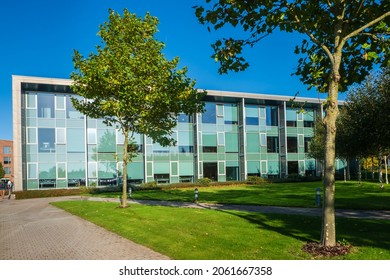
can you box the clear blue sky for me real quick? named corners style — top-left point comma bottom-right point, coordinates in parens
top-left (0, 0), bottom-right (338, 141)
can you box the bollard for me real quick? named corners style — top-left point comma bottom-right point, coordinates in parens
top-left (315, 188), bottom-right (321, 207)
top-left (194, 188), bottom-right (199, 203)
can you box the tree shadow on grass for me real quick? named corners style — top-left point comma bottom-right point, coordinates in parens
top-left (211, 208), bottom-right (390, 254)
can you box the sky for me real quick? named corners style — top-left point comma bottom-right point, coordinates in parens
top-left (0, 0), bottom-right (339, 141)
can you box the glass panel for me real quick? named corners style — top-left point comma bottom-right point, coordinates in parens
top-left (225, 132), bottom-right (238, 152)
top-left (26, 93), bottom-right (36, 108)
top-left (268, 161), bottom-right (280, 175)
top-left (27, 128), bottom-right (37, 144)
top-left (38, 128), bottom-right (55, 153)
top-left (171, 162), bottom-right (178, 176)
top-left (178, 113), bottom-right (193, 123)
top-left (247, 161), bottom-right (260, 175)
top-left (154, 162), bottom-right (170, 173)
top-left (287, 137), bottom-right (298, 153)
top-left (66, 95), bottom-right (84, 119)
top-left (37, 93), bottom-right (54, 118)
top-left (261, 161), bottom-right (267, 174)
top-left (202, 102), bottom-right (216, 124)
top-left (97, 130), bottom-right (116, 152)
top-left (3, 146), bottom-right (11, 154)
top-left (39, 163), bottom-right (56, 179)
top-left (224, 104), bottom-right (238, 124)
top-left (218, 161), bottom-right (225, 175)
top-left (88, 162), bottom-right (97, 178)
top-left (246, 106), bottom-right (259, 125)
top-left (55, 95), bottom-right (65, 110)
top-left (266, 106), bottom-right (278, 126)
top-left (88, 128), bottom-right (97, 145)
top-left (67, 128), bottom-right (85, 152)
top-left (179, 162), bottom-right (194, 176)
top-left (259, 107), bottom-right (266, 119)
top-left (267, 136), bottom-right (279, 153)
top-left (57, 163), bottom-right (66, 179)
top-left (260, 133), bottom-right (266, 146)
top-left (216, 104), bottom-right (224, 117)
top-left (56, 128), bottom-right (66, 144)
top-left (246, 133), bottom-right (260, 153)
top-left (28, 163), bottom-right (37, 179)
top-left (127, 162), bottom-right (144, 179)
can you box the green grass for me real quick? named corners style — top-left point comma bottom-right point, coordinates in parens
top-left (93, 180), bottom-right (390, 210)
top-left (52, 200), bottom-right (390, 260)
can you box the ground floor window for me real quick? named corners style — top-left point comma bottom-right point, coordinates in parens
top-left (203, 162), bottom-right (217, 181)
top-left (226, 166), bottom-right (239, 181)
top-left (288, 161), bottom-right (299, 175)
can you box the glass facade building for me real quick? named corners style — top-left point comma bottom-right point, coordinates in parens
top-left (13, 76), bottom-right (343, 191)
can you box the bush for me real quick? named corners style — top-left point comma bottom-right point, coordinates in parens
top-left (246, 176), bottom-right (269, 185)
top-left (14, 188), bottom-right (83, 200)
top-left (195, 177), bottom-right (212, 187)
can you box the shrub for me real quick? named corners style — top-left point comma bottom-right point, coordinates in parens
top-left (14, 188), bottom-right (83, 200)
top-left (195, 177), bottom-right (212, 187)
top-left (246, 176), bottom-right (269, 185)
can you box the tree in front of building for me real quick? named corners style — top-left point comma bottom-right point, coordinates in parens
top-left (195, 0), bottom-right (390, 247)
top-left (0, 162), bottom-right (5, 179)
top-left (71, 9), bottom-right (205, 208)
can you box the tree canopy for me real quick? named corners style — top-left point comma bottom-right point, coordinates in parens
top-left (71, 9), bottom-right (205, 207)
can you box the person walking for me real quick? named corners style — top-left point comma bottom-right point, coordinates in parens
top-left (7, 179), bottom-right (13, 199)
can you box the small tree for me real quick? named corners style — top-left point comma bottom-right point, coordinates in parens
top-left (0, 162), bottom-right (5, 179)
top-left (71, 9), bottom-right (205, 207)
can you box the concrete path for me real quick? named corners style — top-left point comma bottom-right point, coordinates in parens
top-left (0, 197), bottom-right (169, 260)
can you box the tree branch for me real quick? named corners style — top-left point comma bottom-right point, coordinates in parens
top-left (343, 11), bottom-right (390, 42)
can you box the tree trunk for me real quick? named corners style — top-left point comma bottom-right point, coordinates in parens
top-left (371, 156), bottom-right (375, 181)
top-left (321, 77), bottom-right (339, 247)
top-left (121, 130), bottom-right (129, 208)
top-left (379, 151), bottom-right (383, 189)
top-left (385, 155), bottom-right (388, 185)
top-left (357, 157), bottom-right (362, 186)
top-left (347, 159), bottom-right (350, 181)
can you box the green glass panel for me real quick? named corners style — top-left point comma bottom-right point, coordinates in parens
top-left (39, 163), bottom-right (56, 179)
top-left (246, 133), bottom-right (260, 153)
top-left (247, 161), bottom-right (260, 174)
top-left (97, 129), bottom-right (116, 153)
top-left (67, 162), bottom-right (85, 179)
top-left (179, 161), bottom-right (194, 176)
top-left (225, 132), bottom-right (238, 152)
top-left (27, 180), bottom-right (39, 190)
top-left (67, 128), bottom-right (85, 152)
top-left (203, 133), bottom-right (217, 146)
top-left (98, 161), bottom-right (116, 178)
top-left (147, 162), bottom-right (153, 176)
top-left (154, 162), bottom-right (169, 173)
top-left (268, 161), bottom-right (280, 175)
top-left (171, 162), bottom-right (178, 176)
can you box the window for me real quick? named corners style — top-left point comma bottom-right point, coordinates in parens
top-left (267, 136), bottom-right (279, 153)
top-left (288, 161), bottom-right (299, 175)
top-left (27, 128), bottom-right (37, 144)
top-left (246, 133), bottom-right (260, 153)
top-left (203, 162), bottom-right (217, 181)
top-left (304, 137), bottom-right (312, 153)
top-left (304, 109), bottom-right (315, 127)
top-left (28, 163), bottom-right (38, 179)
top-left (4, 167), bottom-right (11, 175)
top-left (216, 104), bottom-right (224, 117)
top-left (3, 157), bottom-right (11, 165)
top-left (88, 128), bottom-right (97, 145)
top-left (287, 136), bottom-right (298, 153)
top-left (67, 128), bottom-right (85, 152)
top-left (260, 133), bottom-right (266, 146)
top-left (246, 106), bottom-right (259, 125)
top-left (286, 108), bottom-right (297, 127)
top-left (26, 93), bottom-right (36, 109)
top-left (3, 146), bottom-right (11, 154)
top-left (202, 133), bottom-right (217, 153)
top-left (202, 103), bottom-right (216, 124)
top-left (38, 128), bottom-right (56, 153)
top-left (266, 106), bottom-right (278, 126)
top-left (38, 93), bottom-right (55, 118)
top-left (55, 95), bottom-right (66, 110)
top-left (57, 163), bottom-right (67, 179)
top-left (224, 104), bottom-right (238, 124)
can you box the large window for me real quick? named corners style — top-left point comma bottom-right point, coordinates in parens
top-left (304, 137), bottom-right (312, 153)
top-left (66, 95), bottom-right (84, 119)
top-left (267, 136), bottom-right (279, 153)
top-left (178, 113), bottom-right (193, 123)
top-left (304, 109), bottom-right (315, 127)
top-left (37, 93), bottom-right (55, 118)
top-left (203, 162), bottom-right (217, 181)
top-left (287, 136), bottom-right (298, 153)
top-left (178, 131), bottom-right (193, 153)
top-left (225, 132), bottom-right (238, 153)
top-left (38, 128), bottom-right (56, 153)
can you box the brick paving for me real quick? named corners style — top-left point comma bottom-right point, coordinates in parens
top-left (0, 197), bottom-right (169, 260)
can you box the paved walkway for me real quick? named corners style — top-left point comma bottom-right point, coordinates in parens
top-left (0, 196), bottom-right (169, 260)
top-left (1, 195), bottom-right (390, 260)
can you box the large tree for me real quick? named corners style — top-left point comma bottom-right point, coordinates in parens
top-left (71, 9), bottom-right (205, 207)
top-left (195, 1), bottom-right (390, 246)
top-left (341, 67), bottom-right (390, 187)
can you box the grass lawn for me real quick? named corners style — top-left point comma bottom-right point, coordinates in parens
top-left (52, 200), bottom-right (390, 260)
top-left (93, 180), bottom-right (390, 210)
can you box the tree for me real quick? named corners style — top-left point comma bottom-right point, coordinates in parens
top-left (0, 162), bottom-right (5, 179)
top-left (341, 67), bottom-right (390, 187)
top-left (195, 1), bottom-right (390, 246)
top-left (71, 9), bottom-right (205, 207)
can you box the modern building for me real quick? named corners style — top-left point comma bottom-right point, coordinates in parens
top-left (0, 139), bottom-right (13, 180)
top-left (12, 75), bottom-right (344, 192)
